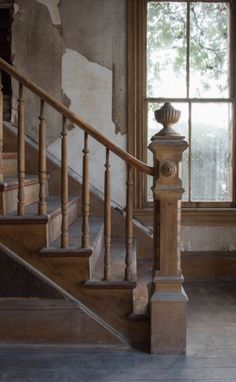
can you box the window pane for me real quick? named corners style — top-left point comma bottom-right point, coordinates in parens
top-left (147, 102), bottom-right (189, 201)
top-left (190, 3), bottom-right (229, 98)
top-left (147, 2), bottom-right (187, 98)
top-left (191, 103), bottom-right (232, 201)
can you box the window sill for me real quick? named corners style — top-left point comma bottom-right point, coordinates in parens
top-left (134, 207), bottom-right (236, 227)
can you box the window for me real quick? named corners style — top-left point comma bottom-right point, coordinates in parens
top-left (128, 0), bottom-right (236, 209)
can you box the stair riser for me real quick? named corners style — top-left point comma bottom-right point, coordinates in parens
top-left (47, 201), bottom-right (78, 245)
top-left (0, 182), bottom-right (41, 215)
top-left (3, 158), bottom-right (17, 177)
top-left (0, 201), bottom-right (78, 252)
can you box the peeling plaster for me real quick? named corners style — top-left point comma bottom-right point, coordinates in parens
top-left (13, 3), bottom-right (19, 14)
top-left (48, 49), bottom-right (126, 207)
top-left (35, 0), bottom-right (61, 25)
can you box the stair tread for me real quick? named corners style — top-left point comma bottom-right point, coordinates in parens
top-left (0, 175), bottom-right (39, 191)
top-left (90, 240), bottom-right (137, 283)
top-left (41, 216), bottom-right (104, 253)
top-left (0, 196), bottom-right (79, 221)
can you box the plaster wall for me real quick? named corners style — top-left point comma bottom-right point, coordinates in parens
top-left (12, 0), bottom-right (127, 206)
top-left (10, 0), bottom-right (236, 248)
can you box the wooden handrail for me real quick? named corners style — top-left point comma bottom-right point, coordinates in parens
top-left (0, 58), bottom-right (153, 176)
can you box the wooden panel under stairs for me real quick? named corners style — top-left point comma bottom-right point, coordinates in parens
top-left (0, 246), bottom-right (62, 298)
top-left (0, 196), bottom-right (79, 251)
top-left (0, 175), bottom-right (41, 214)
top-left (0, 298), bottom-right (129, 347)
top-left (0, 243), bottom-right (130, 347)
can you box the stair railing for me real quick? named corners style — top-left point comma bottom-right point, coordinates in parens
top-left (0, 58), bottom-right (152, 277)
top-left (0, 58), bottom-right (188, 354)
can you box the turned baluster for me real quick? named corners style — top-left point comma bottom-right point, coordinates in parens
top-left (125, 165), bottom-right (134, 281)
top-left (61, 116), bottom-right (69, 248)
top-left (0, 71), bottom-right (3, 184)
top-left (17, 83), bottom-right (25, 215)
top-left (38, 100), bottom-right (47, 215)
top-left (103, 148), bottom-right (111, 280)
top-left (81, 132), bottom-right (90, 248)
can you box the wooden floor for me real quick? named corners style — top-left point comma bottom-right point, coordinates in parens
top-left (0, 281), bottom-right (236, 381)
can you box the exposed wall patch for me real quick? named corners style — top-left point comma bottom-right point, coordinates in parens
top-left (13, 3), bottom-right (19, 14)
top-left (48, 48), bottom-right (127, 207)
top-left (35, 0), bottom-right (61, 25)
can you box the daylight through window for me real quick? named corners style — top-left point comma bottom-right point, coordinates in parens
top-left (146, 1), bottom-right (232, 203)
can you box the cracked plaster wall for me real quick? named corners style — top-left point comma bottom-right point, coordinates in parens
top-left (12, 0), bottom-right (127, 206)
top-left (11, 0), bottom-right (236, 246)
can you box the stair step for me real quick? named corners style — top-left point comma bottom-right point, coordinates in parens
top-left (41, 217), bottom-right (104, 254)
top-left (0, 195), bottom-right (76, 221)
top-left (0, 175), bottom-right (38, 192)
top-left (3, 152), bottom-right (17, 177)
top-left (41, 217), bottom-right (104, 279)
top-left (0, 175), bottom-right (41, 214)
top-left (85, 240), bottom-right (137, 289)
top-left (85, 280), bottom-right (136, 289)
top-left (0, 196), bottom-right (79, 251)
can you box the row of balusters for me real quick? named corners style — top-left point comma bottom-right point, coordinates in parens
top-left (0, 80), bottom-right (134, 282)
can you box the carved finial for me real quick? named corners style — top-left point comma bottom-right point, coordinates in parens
top-left (151, 102), bottom-right (182, 140)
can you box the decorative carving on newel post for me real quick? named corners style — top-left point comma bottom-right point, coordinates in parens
top-left (148, 102), bottom-right (189, 354)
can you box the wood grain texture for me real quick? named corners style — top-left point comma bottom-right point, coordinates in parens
top-left (61, 116), bottom-right (68, 248)
top-left (0, 299), bottom-right (126, 346)
top-left (104, 149), bottom-right (111, 281)
top-left (38, 100), bottom-right (47, 215)
top-left (17, 83), bottom-right (25, 215)
top-left (81, 132), bottom-right (90, 248)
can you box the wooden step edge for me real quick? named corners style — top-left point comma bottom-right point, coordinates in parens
top-left (0, 176), bottom-right (39, 191)
top-left (3, 152), bottom-right (17, 159)
top-left (84, 280), bottom-right (137, 290)
top-left (0, 215), bottom-right (48, 224)
top-left (40, 247), bottom-right (92, 258)
top-left (0, 196), bottom-right (79, 224)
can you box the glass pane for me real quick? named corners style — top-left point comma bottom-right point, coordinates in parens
top-left (191, 103), bottom-right (232, 201)
top-left (190, 3), bottom-right (229, 98)
top-left (147, 102), bottom-right (189, 201)
top-left (147, 2), bottom-right (187, 98)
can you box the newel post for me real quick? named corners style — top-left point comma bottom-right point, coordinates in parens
top-left (149, 103), bottom-right (188, 354)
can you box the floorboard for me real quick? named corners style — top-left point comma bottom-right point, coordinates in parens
top-left (0, 281), bottom-right (236, 381)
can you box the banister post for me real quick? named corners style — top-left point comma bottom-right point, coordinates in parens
top-left (149, 102), bottom-right (188, 354)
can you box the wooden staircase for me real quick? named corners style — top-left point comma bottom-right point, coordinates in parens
top-left (0, 143), bottom-right (151, 349)
top-left (0, 57), bottom-right (189, 354)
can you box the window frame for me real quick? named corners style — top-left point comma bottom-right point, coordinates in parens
top-left (128, 0), bottom-right (236, 213)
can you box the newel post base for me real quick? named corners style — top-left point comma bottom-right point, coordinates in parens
top-left (150, 275), bottom-right (188, 354)
top-left (149, 103), bottom-right (189, 355)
